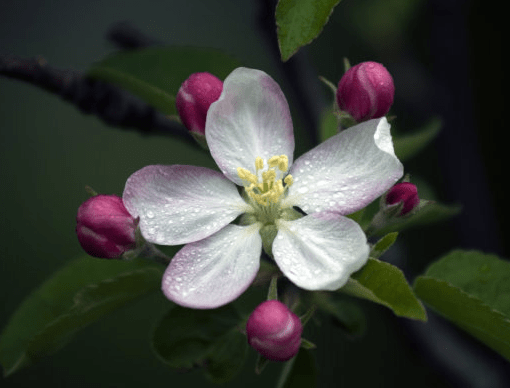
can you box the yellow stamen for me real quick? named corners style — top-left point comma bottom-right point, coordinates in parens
top-left (278, 155), bottom-right (288, 172)
top-left (237, 167), bottom-right (258, 185)
top-left (268, 156), bottom-right (280, 168)
top-left (237, 155), bottom-right (294, 207)
top-left (255, 157), bottom-right (264, 171)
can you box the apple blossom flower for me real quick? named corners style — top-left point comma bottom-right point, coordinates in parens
top-left (385, 182), bottom-right (419, 215)
top-left (76, 194), bottom-right (137, 258)
top-left (176, 72), bottom-right (223, 135)
top-left (336, 61), bottom-right (395, 122)
top-left (246, 300), bottom-right (302, 361)
top-left (123, 67), bottom-right (403, 309)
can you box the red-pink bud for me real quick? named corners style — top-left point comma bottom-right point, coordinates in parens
top-left (246, 300), bottom-right (302, 362)
top-left (336, 61), bottom-right (395, 122)
top-left (176, 72), bottom-right (223, 135)
top-left (76, 195), bottom-right (137, 258)
top-left (385, 182), bottom-right (419, 215)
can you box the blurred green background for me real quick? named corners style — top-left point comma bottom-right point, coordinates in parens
top-left (1, 0), bottom-right (507, 387)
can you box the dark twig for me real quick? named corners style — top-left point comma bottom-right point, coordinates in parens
top-left (0, 53), bottom-right (194, 144)
top-left (107, 21), bottom-right (162, 50)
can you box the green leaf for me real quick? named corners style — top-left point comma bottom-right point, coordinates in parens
top-left (319, 108), bottom-right (338, 142)
top-left (340, 258), bottom-right (427, 321)
top-left (87, 47), bottom-right (241, 116)
top-left (393, 118), bottom-right (442, 162)
top-left (276, 0), bottom-right (342, 61)
top-left (414, 250), bottom-right (510, 361)
top-left (370, 232), bottom-right (398, 259)
top-left (300, 338), bottom-right (316, 349)
top-left (152, 305), bottom-right (244, 379)
top-left (205, 329), bottom-right (248, 384)
top-left (0, 257), bottom-right (162, 376)
top-left (312, 293), bottom-right (366, 338)
top-left (276, 350), bottom-right (317, 388)
top-left (372, 201), bottom-right (462, 236)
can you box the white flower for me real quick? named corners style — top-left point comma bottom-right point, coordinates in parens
top-left (123, 67), bottom-right (403, 309)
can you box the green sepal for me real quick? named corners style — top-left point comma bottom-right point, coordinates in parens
top-left (190, 132), bottom-right (209, 150)
top-left (345, 207), bottom-right (365, 224)
top-left (255, 354), bottom-right (270, 375)
top-left (369, 232), bottom-right (399, 259)
top-left (280, 207), bottom-right (304, 222)
top-left (343, 57), bottom-right (351, 72)
top-left (238, 212), bottom-right (258, 226)
top-left (300, 338), bottom-right (316, 350)
top-left (299, 305), bottom-right (317, 327)
top-left (267, 275), bottom-right (279, 300)
top-left (260, 224), bottom-right (278, 257)
top-left (369, 200), bottom-right (461, 236)
top-left (318, 75), bottom-right (337, 97)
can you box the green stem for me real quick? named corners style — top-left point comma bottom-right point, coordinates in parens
top-left (275, 355), bottom-right (298, 388)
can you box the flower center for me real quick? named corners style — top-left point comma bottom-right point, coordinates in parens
top-left (237, 155), bottom-right (293, 207)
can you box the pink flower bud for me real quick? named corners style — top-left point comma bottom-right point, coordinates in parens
top-left (76, 195), bottom-right (137, 258)
top-left (385, 182), bottom-right (420, 216)
top-left (246, 300), bottom-right (302, 361)
top-left (336, 61), bottom-right (395, 122)
top-left (176, 72), bottom-right (223, 135)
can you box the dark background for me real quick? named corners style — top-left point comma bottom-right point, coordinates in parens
top-left (1, 0), bottom-right (507, 387)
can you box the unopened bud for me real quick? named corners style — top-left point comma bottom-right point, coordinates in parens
top-left (385, 182), bottom-right (419, 216)
top-left (76, 195), bottom-right (136, 258)
top-left (176, 72), bottom-right (223, 135)
top-left (246, 300), bottom-right (302, 361)
top-left (336, 61), bottom-right (394, 122)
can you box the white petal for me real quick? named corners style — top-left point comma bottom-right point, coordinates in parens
top-left (123, 165), bottom-right (250, 245)
top-left (273, 213), bottom-right (369, 290)
top-left (206, 67), bottom-right (295, 186)
top-left (285, 117), bottom-right (403, 214)
top-left (162, 223), bottom-right (262, 308)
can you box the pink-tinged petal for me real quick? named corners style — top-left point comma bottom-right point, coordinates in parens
top-left (162, 223), bottom-right (262, 309)
top-left (206, 67), bottom-right (294, 186)
top-left (286, 117), bottom-right (403, 214)
top-left (273, 213), bottom-right (369, 290)
top-left (123, 165), bottom-right (250, 245)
